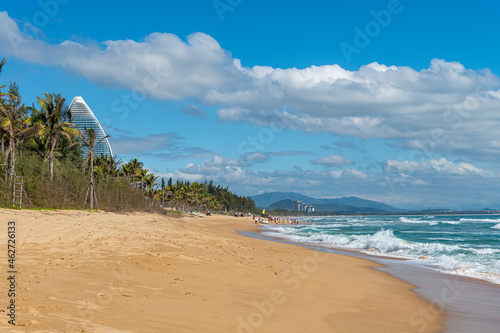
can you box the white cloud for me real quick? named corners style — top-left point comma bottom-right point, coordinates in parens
top-left (2, 11), bottom-right (500, 163)
top-left (242, 152), bottom-right (269, 163)
top-left (112, 132), bottom-right (213, 161)
top-left (155, 153), bottom-right (500, 209)
top-left (329, 169), bottom-right (368, 179)
top-left (0, 12), bottom-right (245, 100)
top-left (310, 155), bottom-right (353, 167)
top-left (112, 133), bottom-right (181, 154)
top-left (384, 158), bottom-right (494, 177)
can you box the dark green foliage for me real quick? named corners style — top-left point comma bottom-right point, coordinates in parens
top-left (168, 179), bottom-right (257, 213)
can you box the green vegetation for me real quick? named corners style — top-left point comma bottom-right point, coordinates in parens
top-left (0, 58), bottom-right (257, 214)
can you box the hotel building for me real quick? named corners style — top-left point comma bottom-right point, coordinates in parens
top-left (69, 96), bottom-right (113, 158)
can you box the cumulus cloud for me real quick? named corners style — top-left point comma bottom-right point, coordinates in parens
top-left (0, 11), bottom-right (245, 100)
top-left (112, 133), bottom-right (181, 154)
top-left (112, 132), bottom-right (213, 160)
top-left (2, 11), bottom-right (500, 162)
top-left (181, 105), bottom-right (207, 118)
top-left (240, 150), bottom-right (311, 164)
top-left (310, 155), bottom-right (353, 167)
top-left (157, 155), bottom-right (500, 209)
top-left (242, 152), bottom-right (269, 163)
top-left (384, 158), bottom-right (494, 177)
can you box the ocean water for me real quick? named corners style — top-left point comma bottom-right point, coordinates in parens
top-left (261, 215), bottom-right (500, 285)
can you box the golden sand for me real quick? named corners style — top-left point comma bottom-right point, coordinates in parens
top-left (0, 209), bottom-right (441, 332)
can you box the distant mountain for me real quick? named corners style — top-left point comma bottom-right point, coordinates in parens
top-left (251, 192), bottom-right (317, 209)
top-left (266, 199), bottom-right (388, 213)
top-left (312, 203), bottom-right (387, 213)
top-left (251, 192), bottom-right (403, 212)
top-left (266, 199), bottom-right (295, 210)
top-left (326, 196), bottom-right (402, 213)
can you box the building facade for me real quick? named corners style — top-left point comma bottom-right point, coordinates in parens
top-left (69, 96), bottom-right (113, 158)
top-left (293, 200), bottom-right (315, 213)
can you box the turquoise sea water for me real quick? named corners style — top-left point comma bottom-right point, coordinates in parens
top-left (261, 215), bottom-right (500, 284)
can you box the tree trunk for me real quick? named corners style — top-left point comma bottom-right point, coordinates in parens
top-left (49, 154), bottom-right (54, 181)
top-left (4, 147), bottom-right (8, 183)
top-left (89, 153), bottom-right (94, 210)
top-left (49, 138), bottom-right (57, 181)
top-left (6, 140), bottom-right (15, 185)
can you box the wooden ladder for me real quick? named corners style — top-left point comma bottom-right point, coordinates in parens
top-left (12, 174), bottom-right (23, 208)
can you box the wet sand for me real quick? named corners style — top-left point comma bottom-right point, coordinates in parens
top-left (243, 229), bottom-right (500, 333)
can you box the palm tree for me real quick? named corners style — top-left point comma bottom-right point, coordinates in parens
top-left (119, 163), bottom-right (134, 182)
top-left (0, 60), bottom-right (37, 183)
top-left (118, 158), bottom-right (143, 185)
top-left (0, 101), bottom-right (37, 182)
top-left (0, 58), bottom-right (6, 93)
top-left (94, 155), bottom-right (121, 179)
top-left (0, 78), bottom-right (37, 183)
top-left (31, 93), bottom-right (79, 181)
top-left (0, 58), bottom-right (9, 155)
top-left (136, 168), bottom-right (149, 193)
top-left (106, 155), bottom-right (122, 179)
top-left (143, 173), bottom-right (159, 198)
top-left (80, 127), bottom-right (110, 209)
top-left (165, 183), bottom-right (177, 209)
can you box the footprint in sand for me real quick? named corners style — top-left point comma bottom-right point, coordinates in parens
top-left (27, 306), bottom-right (41, 317)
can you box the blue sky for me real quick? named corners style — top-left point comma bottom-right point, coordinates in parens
top-left (1, 0), bottom-right (500, 209)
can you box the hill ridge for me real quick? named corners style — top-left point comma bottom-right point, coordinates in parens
top-left (251, 191), bottom-right (402, 212)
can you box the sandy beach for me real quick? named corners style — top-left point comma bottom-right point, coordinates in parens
top-left (0, 209), bottom-right (441, 332)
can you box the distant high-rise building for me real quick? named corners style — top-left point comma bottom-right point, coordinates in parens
top-left (294, 200), bottom-right (315, 213)
top-left (69, 96), bottom-right (113, 158)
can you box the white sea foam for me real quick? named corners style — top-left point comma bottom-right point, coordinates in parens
top-left (460, 218), bottom-right (500, 223)
top-left (438, 221), bottom-right (461, 225)
top-left (261, 215), bottom-right (500, 285)
top-left (263, 226), bottom-right (500, 285)
top-left (266, 228), bottom-right (461, 255)
top-left (472, 248), bottom-right (500, 254)
top-left (433, 255), bottom-right (500, 285)
top-left (399, 217), bottom-right (423, 223)
top-left (399, 217), bottom-right (450, 225)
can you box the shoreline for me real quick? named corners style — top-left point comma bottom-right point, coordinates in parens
top-left (271, 213), bottom-right (500, 219)
top-left (0, 209), bottom-right (442, 332)
top-left (245, 227), bottom-right (500, 333)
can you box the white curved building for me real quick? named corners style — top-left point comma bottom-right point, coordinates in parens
top-left (69, 96), bottom-right (113, 157)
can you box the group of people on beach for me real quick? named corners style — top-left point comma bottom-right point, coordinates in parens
top-left (253, 216), bottom-right (306, 225)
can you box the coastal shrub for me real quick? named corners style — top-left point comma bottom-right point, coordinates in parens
top-left (0, 150), bottom-right (145, 211)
